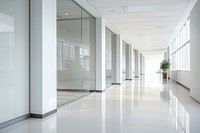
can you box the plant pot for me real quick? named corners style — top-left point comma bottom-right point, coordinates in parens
top-left (162, 72), bottom-right (167, 79)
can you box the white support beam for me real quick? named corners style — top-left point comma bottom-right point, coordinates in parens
top-left (96, 18), bottom-right (106, 91)
top-left (116, 35), bottom-right (123, 83)
top-left (30, 0), bottom-right (57, 116)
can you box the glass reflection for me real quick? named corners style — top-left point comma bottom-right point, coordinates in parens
top-left (57, 0), bottom-right (95, 106)
top-left (105, 28), bottom-right (115, 88)
top-left (169, 90), bottom-right (190, 133)
top-left (161, 80), bottom-right (190, 133)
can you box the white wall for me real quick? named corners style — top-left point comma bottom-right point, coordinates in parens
top-left (169, 70), bottom-right (177, 81)
top-left (190, 0), bottom-right (200, 102)
top-left (168, 1), bottom-right (200, 103)
top-left (169, 66), bottom-right (191, 90)
top-left (177, 71), bottom-right (191, 88)
top-left (0, 0), bottom-right (29, 124)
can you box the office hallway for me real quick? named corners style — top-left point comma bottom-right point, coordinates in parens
top-left (0, 74), bottom-right (200, 133)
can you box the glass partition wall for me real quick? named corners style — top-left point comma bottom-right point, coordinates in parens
top-left (122, 41), bottom-right (126, 82)
top-left (105, 28), bottom-right (116, 88)
top-left (57, 0), bottom-right (96, 106)
top-left (105, 29), bottom-right (112, 88)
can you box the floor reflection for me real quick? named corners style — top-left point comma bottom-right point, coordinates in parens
top-left (169, 90), bottom-right (190, 133)
top-left (1, 74), bottom-right (200, 133)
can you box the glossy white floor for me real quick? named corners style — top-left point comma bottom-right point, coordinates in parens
top-left (1, 74), bottom-right (200, 133)
top-left (57, 90), bottom-right (89, 106)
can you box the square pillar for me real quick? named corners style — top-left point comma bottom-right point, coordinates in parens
top-left (116, 35), bottom-right (123, 84)
top-left (96, 18), bottom-right (106, 91)
top-left (132, 49), bottom-right (136, 77)
top-left (135, 50), bottom-right (140, 78)
top-left (125, 45), bottom-right (133, 80)
top-left (30, 0), bottom-right (57, 117)
top-left (140, 54), bottom-right (143, 75)
top-left (143, 55), bottom-right (145, 75)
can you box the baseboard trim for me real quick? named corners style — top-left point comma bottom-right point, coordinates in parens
top-left (95, 90), bottom-right (103, 92)
top-left (190, 96), bottom-right (200, 104)
top-left (112, 83), bottom-right (121, 85)
top-left (176, 81), bottom-right (190, 91)
top-left (89, 90), bottom-right (96, 92)
top-left (30, 109), bottom-right (57, 119)
top-left (125, 79), bottom-right (132, 81)
top-left (57, 89), bottom-right (83, 92)
top-left (0, 114), bottom-right (30, 129)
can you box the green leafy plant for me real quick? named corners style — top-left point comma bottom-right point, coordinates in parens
top-left (160, 59), bottom-right (170, 72)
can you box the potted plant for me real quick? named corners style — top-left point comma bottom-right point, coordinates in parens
top-left (160, 59), bottom-right (170, 79)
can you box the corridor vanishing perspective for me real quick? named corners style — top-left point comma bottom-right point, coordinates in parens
top-left (1, 74), bottom-right (200, 133)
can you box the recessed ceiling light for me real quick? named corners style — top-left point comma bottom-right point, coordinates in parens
top-left (64, 12), bottom-right (69, 16)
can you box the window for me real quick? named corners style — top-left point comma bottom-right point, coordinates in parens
top-left (170, 19), bottom-right (190, 71)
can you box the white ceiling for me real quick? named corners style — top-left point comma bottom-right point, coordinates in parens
top-left (84, 0), bottom-right (191, 53)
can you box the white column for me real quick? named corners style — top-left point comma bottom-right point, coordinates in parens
top-left (190, 0), bottom-right (200, 102)
top-left (135, 50), bottom-right (140, 78)
top-left (125, 45), bottom-right (133, 80)
top-left (143, 56), bottom-right (145, 75)
top-left (116, 35), bottom-right (123, 84)
top-left (132, 49), bottom-right (136, 77)
top-left (30, 0), bottom-right (57, 116)
top-left (112, 34), bottom-right (117, 83)
top-left (140, 54), bottom-right (143, 75)
top-left (96, 18), bottom-right (106, 91)
top-left (129, 45), bottom-right (134, 79)
top-left (125, 44), bottom-right (129, 80)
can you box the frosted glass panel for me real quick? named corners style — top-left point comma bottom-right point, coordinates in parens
top-left (0, 0), bottom-right (29, 124)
